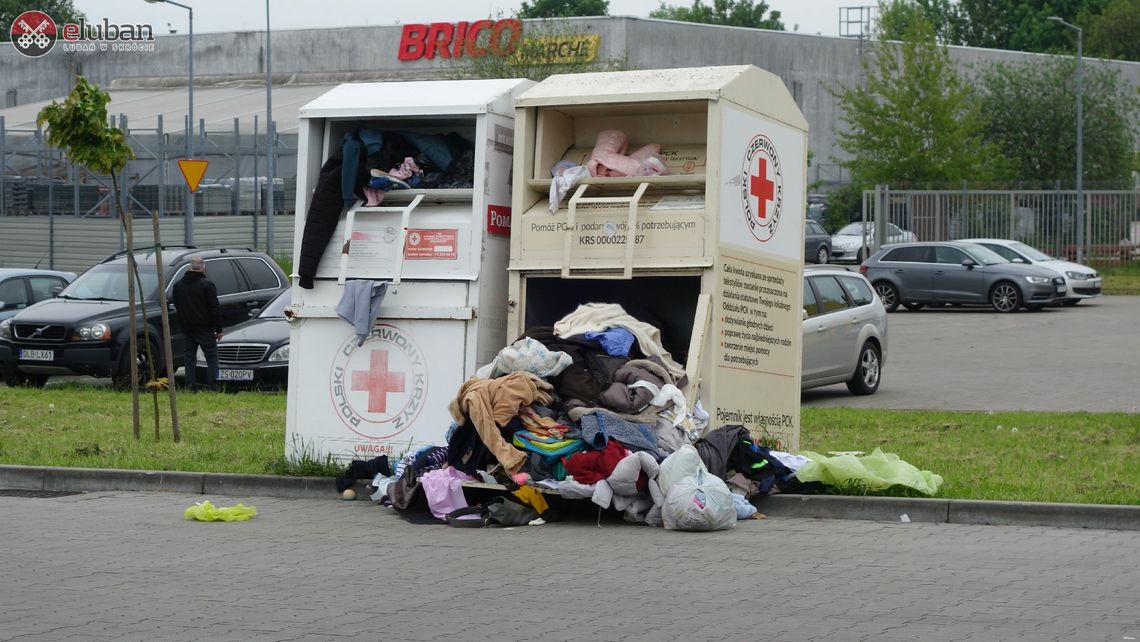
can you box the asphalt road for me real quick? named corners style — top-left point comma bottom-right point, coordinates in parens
top-left (802, 295), bottom-right (1140, 413)
top-left (1, 491), bottom-right (1137, 642)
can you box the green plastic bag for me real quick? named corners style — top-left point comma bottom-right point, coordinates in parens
top-left (184, 500), bottom-right (258, 522)
top-left (794, 448), bottom-right (943, 495)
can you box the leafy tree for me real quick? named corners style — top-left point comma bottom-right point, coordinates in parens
top-left (517, 0), bottom-right (609, 18)
top-left (649, 0), bottom-right (785, 30)
top-left (977, 58), bottom-right (1138, 187)
top-left (0, 0), bottom-right (84, 41)
top-left (954, 0), bottom-right (1108, 53)
top-left (1084, 0), bottom-right (1140, 61)
top-left (37, 77), bottom-right (181, 443)
top-left (829, 14), bottom-right (1009, 189)
top-left (877, 0), bottom-right (965, 43)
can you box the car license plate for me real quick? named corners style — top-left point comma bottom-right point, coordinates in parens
top-left (218, 369), bottom-right (254, 382)
top-left (1055, 285), bottom-right (1067, 293)
top-left (18, 349), bottom-right (53, 361)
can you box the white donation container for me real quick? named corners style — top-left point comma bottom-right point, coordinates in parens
top-left (286, 79), bottom-right (534, 462)
top-left (508, 66), bottom-right (807, 450)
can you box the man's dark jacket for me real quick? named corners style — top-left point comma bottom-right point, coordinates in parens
top-left (172, 271), bottom-right (221, 333)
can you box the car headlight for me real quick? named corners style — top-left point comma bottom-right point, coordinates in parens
top-left (1025, 276), bottom-right (1052, 284)
top-left (0, 319), bottom-right (11, 340)
top-left (268, 344), bottom-right (290, 362)
top-left (73, 322), bottom-right (111, 341)
top-left (1065, 271), bottom-right (1087, 279)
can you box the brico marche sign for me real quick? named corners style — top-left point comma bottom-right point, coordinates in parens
top-left (398, 18), bottom-right (599, 64)
top-left (9, 10), bottom-right (156, 57)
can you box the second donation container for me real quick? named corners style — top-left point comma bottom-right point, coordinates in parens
top-left (508, 66), bottom-right (808, 450)
top-left (286, 79), bottom-right (533, 461)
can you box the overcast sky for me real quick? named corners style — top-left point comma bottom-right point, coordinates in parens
top-left (73, 0), bottom-right (861, 37)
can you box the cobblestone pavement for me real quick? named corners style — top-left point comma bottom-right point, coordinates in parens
top-left (2, 491), bottom-right (1138, 642)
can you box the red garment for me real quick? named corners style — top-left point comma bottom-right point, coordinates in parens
top-left (562, 440), bottom-right (629, 485)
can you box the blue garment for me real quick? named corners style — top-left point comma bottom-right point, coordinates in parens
top-left (732, 493), bottom-right (757, 519)
top-left (395, 131), bottom-right (455, 173)
top-left (336, 280), bottom-right (389, 346)
top-left (341, 129), bottom-right (384, 203)
top-left (579, 411), bottom-right (659, 457)
top-left (368, 175), bottom-right (409, 191)
top-left (584, 328), bottom-right (636, 357)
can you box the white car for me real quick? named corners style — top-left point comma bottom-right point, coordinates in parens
top-left (959, 238), bottom-right (1101, 306)
top-left (801, 266), bottom-right (888, 395)
top-left (830, 222), bottom-right (918, 264)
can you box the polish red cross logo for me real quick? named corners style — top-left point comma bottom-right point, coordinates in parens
top-left (740, 133), bottom-right (783, 243)
top-left (351, 349), bottom-right (406, 414)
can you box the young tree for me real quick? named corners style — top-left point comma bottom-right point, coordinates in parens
top-left (37, 77), bottom-right (181, 442)
top-left (830, 14), bottom-right (1009, 188)
top-left (1084, 0), bottom-right (1140, 61)
top-left (977, 58), bottom-right (1138, 187)
top-left (649, 0), bottom-right (784, 29)
top-left (518, 0), bottom-right (609, 18)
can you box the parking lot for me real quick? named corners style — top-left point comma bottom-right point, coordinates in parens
top-left (802, 295), bottom-right (1140, 413)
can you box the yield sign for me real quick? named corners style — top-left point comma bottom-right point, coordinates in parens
top-left (177, 159), bottom-right (209, 193)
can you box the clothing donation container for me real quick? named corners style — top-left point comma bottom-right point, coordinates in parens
top-left (508, 66), bottom-right (807, 450)
top-left (285, 79), bottom-right (534, 462)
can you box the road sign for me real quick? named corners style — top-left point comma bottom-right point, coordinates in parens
top-left (177, 159), bottom-right (209, 193)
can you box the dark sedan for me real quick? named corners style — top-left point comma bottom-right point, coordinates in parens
top-left (861, 241), bottom-right (1068, 313)
top-left (196, 288), bottom-right (291, 389)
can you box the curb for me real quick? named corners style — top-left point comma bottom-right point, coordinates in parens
top-left (3, 464), bottom-right (1138, 530)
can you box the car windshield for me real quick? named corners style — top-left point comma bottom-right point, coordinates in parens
top-left (259, 289), bottom-right (292, 318)
top-left (836, 223), bottom-right (871, 236)
top-left (59, 263), bottom-right (160, 301)
top-left (1009, 242), bottom-right (1052, 261)
top-left (962, 244), bottom-right (1008, 266)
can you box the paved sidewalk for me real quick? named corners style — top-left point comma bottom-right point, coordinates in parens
top-left (2, 491), bottom-right (1137, 642)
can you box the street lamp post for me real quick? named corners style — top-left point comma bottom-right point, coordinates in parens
top-left (265, 0), bottom-right (275, 256)
top-left (145, 0), bottom-right (194, 245)
top-left (1048, 16), bottom-right (1083, 263)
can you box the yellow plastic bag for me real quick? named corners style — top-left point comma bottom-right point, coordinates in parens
top-left (184, 500), bottom-right (258, 522)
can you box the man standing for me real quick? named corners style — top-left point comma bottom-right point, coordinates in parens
top-left (172, 256), bottom-right (222, 391)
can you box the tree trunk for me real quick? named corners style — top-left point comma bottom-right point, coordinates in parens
top-left (149, 215), bottom-right (181, 443)
top-left (112, 173), bottom-right (141, 439)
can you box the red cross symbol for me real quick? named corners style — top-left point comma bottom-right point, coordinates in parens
top-left (750, 158), bottom-right (776, 222)
top-left (351, 349), bottom-right (406, 414)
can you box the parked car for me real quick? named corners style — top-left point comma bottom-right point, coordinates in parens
top-left (958, 238), bottom-right (1101, 306)
top-left (861, 241), bottom-right (1068, 313)
top-left (801, 265), bottom-right (887, 395)
top-left (830, 221), bottom-right (918, 264)
top-left (804, 219), bottom-right (832, 264)
top-left (0, 268), bottom-right (77, 321)
top-left (0, 247), bottom-right (288, 388)
top-left (197, 288), bottom-right (291, 389)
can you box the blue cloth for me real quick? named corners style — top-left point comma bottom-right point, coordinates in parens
top-left (336, 280), bottom-right (389, 346)
top-left (578, 411), bottom-right (659, 456)
top-left (732, 493), bottom-right (757, 519)
top-left (368, 175), bottom-right (409, 191)
top-left (341, 129), bottom-right (384, 203)
top-left (584, 328), bottom-right (636, 357)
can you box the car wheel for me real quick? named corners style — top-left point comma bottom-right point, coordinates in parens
top-left (2, 367), bottom-right (48, 388)
top-left (816, 246), bottom-right (830, 264)
top-left (113, 340), bottom-right (157, 390)
top-left (1062, 299), bottom-right (1080, 307)
top-left (846, 341), bottom-right (882, 395)
top-left (902, 302), bottom-right (925, 311)
top-left (990, 281), bottom-right (1022, 313)
top-left (873, 281), bottom-right (900, 312)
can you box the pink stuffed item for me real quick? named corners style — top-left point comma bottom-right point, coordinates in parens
top-left (586, 130), bottom-right (669, 178)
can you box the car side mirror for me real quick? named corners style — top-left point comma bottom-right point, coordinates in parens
top-left (961, 259), bottom-right (977, 269)
top-left (1011, 257), bottom-right (1025, 264)
top-left (802, 308), bottom-right (809, 321)
top-left (50, 286), bottom-right (64, 297)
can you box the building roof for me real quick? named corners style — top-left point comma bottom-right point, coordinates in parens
top-left (0, 84), bottom-right (338, 135)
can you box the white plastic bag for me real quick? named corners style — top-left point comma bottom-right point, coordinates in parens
top-left (662, 469), bottom-right (737, 532)
top-left (657, 444), bottom-right (706, 496)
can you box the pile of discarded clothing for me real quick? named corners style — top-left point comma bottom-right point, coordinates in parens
top-left (355, 302), bottom-right (816, 532)
top-left (549, 129), bottom-right (669, 212)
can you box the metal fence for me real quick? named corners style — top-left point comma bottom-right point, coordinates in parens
top-left (863, 187), bottom-right (1140, 265)
top-left (1, 114), bottom-right (297, 271)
